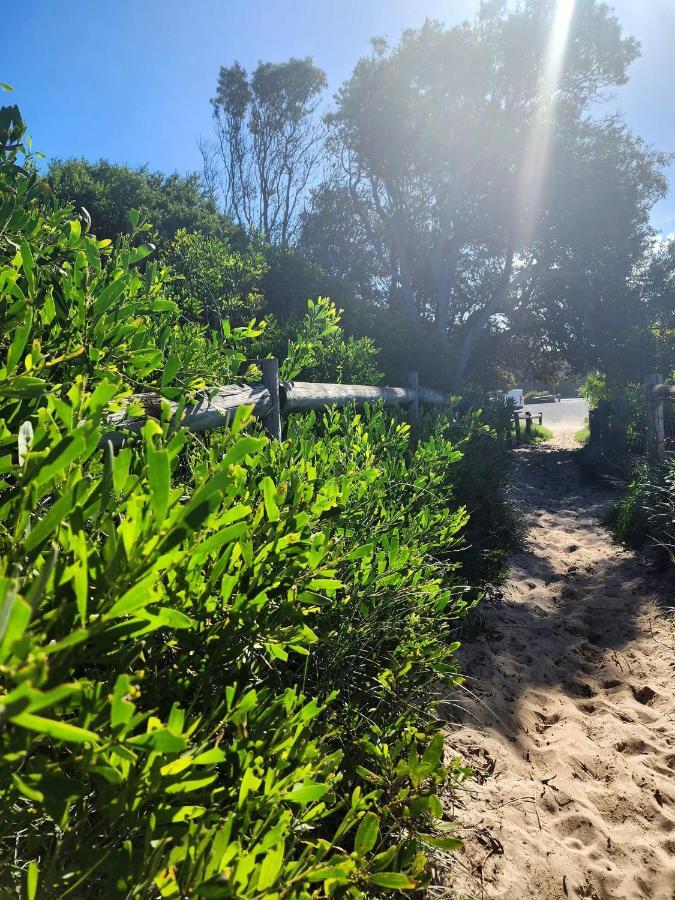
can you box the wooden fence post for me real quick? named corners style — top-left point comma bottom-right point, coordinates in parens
top-left (261, 358), bottom-right (282, 441)
top-left (588, 408), bottom-right (597, 444)
top-left (596, 399), bottom-right (611, 446)
top-left (405, 371), bottom-right (419, 424)
top-left (646, 373), bottom-right (665, 459)
top-left (525, 411), bottom-right (532, 434)
top-left (513, 413), bottom-right (521, 443)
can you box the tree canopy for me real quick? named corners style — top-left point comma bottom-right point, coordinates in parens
top-left (301, 0), bottom-right (669, 386)
top-left (47, 158), bottom-right (230, 242)
top-left (203, 57), bottom-right (327, 246)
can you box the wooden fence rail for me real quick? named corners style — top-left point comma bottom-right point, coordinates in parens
top-left (105, 361), bottom-right (448, 446)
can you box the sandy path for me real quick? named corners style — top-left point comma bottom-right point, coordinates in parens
top-left (442, 436), bottom-right (675, 900)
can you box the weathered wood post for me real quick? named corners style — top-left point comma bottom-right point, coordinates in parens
top-left (588, 408), bottom-right (597, 444)
top-left (596, 399), bottom-right (611, 446)
top-left (513, 413), bottom-right (521, 443)
top-left (646, 373), bottom-right (665, 459)
top-left (525, 411), bottom-right (532, 435)
top-left (405, 371), bottom-right (419, 424)
top-left (538, 413), bottom-right (543, 426)
top-left (261, 358), bottom-right (282, 441)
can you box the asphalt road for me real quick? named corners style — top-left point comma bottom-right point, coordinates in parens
top-left (523, 397), bottom-right (588, 433)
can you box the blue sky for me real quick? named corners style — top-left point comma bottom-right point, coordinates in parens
top-left (5, 1), bottom-right (675, 232)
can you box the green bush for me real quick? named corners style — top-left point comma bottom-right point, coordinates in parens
top-left (608, 457), bottom-right (675, 560)
top-left (416, 397), bottom-right (520, 586)
top-left (0, 103), bottom-right (486, 896)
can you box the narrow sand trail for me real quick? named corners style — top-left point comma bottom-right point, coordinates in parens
top-left (442, 434), bottom-right (675, 900)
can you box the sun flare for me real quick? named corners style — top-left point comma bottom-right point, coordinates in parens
top-left (517, 0), bottom-right (576, 244)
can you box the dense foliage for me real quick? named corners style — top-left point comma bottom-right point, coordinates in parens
top-left (0, 103), bottom-right (517, 896)
top-left (579, 370), bottom-right (674, 563)
top-left (48, 159), bottom-right (230, 244)
top-left (302, 1), bottom-right (668, 387)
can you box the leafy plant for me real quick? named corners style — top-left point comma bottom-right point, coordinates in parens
top-left (0, 103), bottom-right (497, 896)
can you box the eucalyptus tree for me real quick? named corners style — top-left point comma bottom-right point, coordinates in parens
top-left (204, 57), bottom-right (327, 247)
top-left (312, 1), bottom-right (667, 387)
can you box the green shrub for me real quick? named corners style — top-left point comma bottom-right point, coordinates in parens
top-left (608, 456), bottom-right (675, 560)
top-left (0, 103), bottom-right (481, 896)
top-left (163, 228), bottom-right (267, 329)
top-left (416, 398), bottom-right (520, 586)
top-left (579, 372), bottom-right (611, 409)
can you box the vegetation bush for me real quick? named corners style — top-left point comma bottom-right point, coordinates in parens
top-left (47, 158), bottom-right (230, 243)
top-left (0, 103), bottom-right (518, 896)
top-left (416, 397), bottom-right (520, 586)
top-left (606, 457), bottom-right (675, 562)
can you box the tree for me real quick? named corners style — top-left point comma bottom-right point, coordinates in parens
top-left (203, 57), bottom-right (327, 246)
top-left (307, 2), bottom-right (667, 388)
top-left (47, 159), bottom-right (229, 242)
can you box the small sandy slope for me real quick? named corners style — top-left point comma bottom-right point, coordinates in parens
top-left (442, 432), bottom-right (675, 900)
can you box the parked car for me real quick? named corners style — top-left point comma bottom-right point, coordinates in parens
top-left (504, 388), bottom-right (525, 409)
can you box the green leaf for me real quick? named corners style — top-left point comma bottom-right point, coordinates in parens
top-left (24, 487), bottom-right (75, 552)
top-left (147, 447), bottom-right (170, 524)
top-left (284, 781), bottom-right (329, 805)
top-left (26, 861), bottom-right (38, 900)
top-left (421, 834), bottom-right (463, 851)
top-left (12, 773), bottom-right (44, 803)
top-left (421, 731), bottom-right (445, 771)
top-left (1, 375), bottom-right (46, 399)
top-left (10, 713), bottom-right (98, 745)
top-left (92, 278), bottom-right (126, 317)
top-left (257, 842), bottom-right (284, 891)
top-left (7, 310), bottom-right (32, 374)
top-left (33, 429), bottom-right (94, 491)
top-left (354, 812), bottom-right (380, 855)
top-left (72, 529), bottom-right (88, 625)
top-left (128, 244), bottom-right (153, 265)
top-left (260, 476), bottom-right (280, 522)
top-left (19, 240), bottom-right (36, 295)
top-left (161, 356), bottom-right (181, 387)
top-left (128, 728), bottom-right (186, 753)
top-left (367, 872), bottom-right (418, 889)
top-left (165, 775), bottom-right (217, 794)
top-left (0, 579), bottom-right (30, 663)
top-left (105, 573), bottom-right (160, 619)
top-left (304, 864), bottom-right (352, 883)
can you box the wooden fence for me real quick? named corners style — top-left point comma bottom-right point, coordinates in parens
top-left (105, 360), bottom-right (547, 447)
top-left (106, 361), bottom-right (447, 446)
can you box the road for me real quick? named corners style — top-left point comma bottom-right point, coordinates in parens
top-left (524, 397), bottom-right (588, 435)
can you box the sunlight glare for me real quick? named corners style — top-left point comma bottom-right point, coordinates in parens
top-left (516, 0), bottom-right (576, 246)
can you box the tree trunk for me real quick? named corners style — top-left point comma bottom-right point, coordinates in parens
top-left (389, 222), bottom-right (416, 320)
top-left (451, 249), bottom-right (514, 390)
top-left (432, 241), bottom-right (459, 336)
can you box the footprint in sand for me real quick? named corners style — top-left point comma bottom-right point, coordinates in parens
top-left (631, 685), bottom-right (659, 706)
top-left (615, 737), bottom-right (659, 756)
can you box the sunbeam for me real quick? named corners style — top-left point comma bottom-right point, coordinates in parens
top-left (516, 0), bottom-right (576, 246)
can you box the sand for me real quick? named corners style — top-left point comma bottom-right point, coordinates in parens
top-left (441, 430), bottom-right (675, 900)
